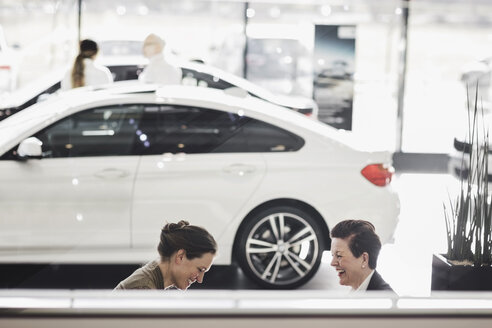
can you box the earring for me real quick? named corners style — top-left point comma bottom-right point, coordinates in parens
top-left (362, 265), bottom-right (365, 269)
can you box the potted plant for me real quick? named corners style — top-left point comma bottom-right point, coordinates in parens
top-left (432, 88), bottom-right (492, 290)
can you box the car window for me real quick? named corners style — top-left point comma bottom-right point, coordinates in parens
top-left (181, 68), bottom-right (235, 90)
top-left (132, 105), bottom-right (304, 155)
top-left (0, 104), bottom-right (304, 160)
top-left (133, 105), bottom-right (250, 155)
top-left (34, 105), bottom-right (144, 158)
top-left (243, 119), bottom-right (305, 152)
top-left (109, 65), bottom-right (144, 81)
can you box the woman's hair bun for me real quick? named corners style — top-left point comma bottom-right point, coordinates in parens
top-left (163, 220), bottom-right (190, 233)
top-left (158, 220), bottom-right (217, 260)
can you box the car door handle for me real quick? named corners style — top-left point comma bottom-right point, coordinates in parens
top-left (223, 164), bottom-right (256, 176)
top-left (94, 168), bottom-right (129, 179)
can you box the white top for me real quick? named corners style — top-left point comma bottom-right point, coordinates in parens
top-left (138, 53), bottom-right (182, 85)
top-left (61, 58), bottom-right (113, 90)
top-left (352, 270), bottom-right (375, 293)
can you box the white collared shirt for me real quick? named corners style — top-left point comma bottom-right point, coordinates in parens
top-left (138, 53), bottom-right (182, 85)
top-left (62, 58), bottom-right (113, 90)
top-left (351, 270), bottom-right (375, 292)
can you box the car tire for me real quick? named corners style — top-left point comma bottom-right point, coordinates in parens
top-left (236, 205), bottom-right (325, 289)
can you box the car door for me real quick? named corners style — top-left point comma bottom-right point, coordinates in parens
top-left (131, 104), bottom-right (266, 248)
top-left (0, 104), bottom-right (143, 249)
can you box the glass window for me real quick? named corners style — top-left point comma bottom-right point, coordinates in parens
top-left (0, 104), bottom-right (304, 160)
top-left (181, 68), bottom-right (235, 90)
top-left (0, 0), bottom-right (77, 92)
top-left (81, 0), bottom-right (245, 76)
top-left (243, 119), bottom-right (305, 152)
top-left (0, 146), bottom-right (16, 160)
top-left (134, 105), bottom-right (249, 155)
top-left (133, 105), bottom-right (304, 155)
top-left (402, 0), bottom-right (492, 153)
top-left (35, 105), bottom-right (143, 158)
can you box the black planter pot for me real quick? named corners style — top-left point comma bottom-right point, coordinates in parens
top-left (431, 254), bottom-right (492, 290)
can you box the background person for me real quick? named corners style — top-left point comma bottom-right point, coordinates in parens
top-left (330, 219), bottom-right (394, 292)
top-left (114, 220), bottom-right (217, 290)
top-left (61, 39), bottom-right (113, 90)
top-left (138, 33), bottom-right (182, 84)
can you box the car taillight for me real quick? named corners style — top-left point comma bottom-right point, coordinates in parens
top-left (361, 164), bottom-right (394, 187)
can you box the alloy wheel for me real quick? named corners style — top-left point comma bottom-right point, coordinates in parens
top-left (244, 211), bottom-right (320, 287)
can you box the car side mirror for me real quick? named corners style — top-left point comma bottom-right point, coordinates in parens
top-left (17, 137), bottom-right (43, 159)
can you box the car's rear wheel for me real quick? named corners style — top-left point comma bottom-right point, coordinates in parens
top-left (236, 206), bottom-right (324, 289)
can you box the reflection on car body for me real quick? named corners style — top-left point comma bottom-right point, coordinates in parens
top-left (0, 83), bottom-right (399, 289)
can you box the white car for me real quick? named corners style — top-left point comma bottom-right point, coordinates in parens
top-left (0, 59), bottom-right (318, 121)
top-left (0, 83), bottom-right (399, 289)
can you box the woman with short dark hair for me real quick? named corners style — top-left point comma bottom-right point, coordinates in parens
top-left (330, 219), bottom-right (394, 292)
top-left (114, 220), bottom-right (217, 290)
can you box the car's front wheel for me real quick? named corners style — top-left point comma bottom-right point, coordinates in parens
top-left (236, 206), bottom-right (325, 289)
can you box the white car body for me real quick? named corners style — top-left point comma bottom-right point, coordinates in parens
top-left (0, 83), bottom-right (399, 288)
top-left (0, 57), bottom-right (318, 121)
top-left (96, 38), bottom-right (318, 118)
top-left (178, 59), bottom-right (319, 118)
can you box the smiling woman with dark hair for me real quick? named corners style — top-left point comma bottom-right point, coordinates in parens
top-left (114, 220), bottom-right (217, 290)
top-left (330, 219), bottom-right (394, 293)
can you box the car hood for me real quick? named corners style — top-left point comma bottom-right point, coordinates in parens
top-left (177, 59), bottom-right (316, 110)
top-left (0, 98), bottom-right (65, 153)
top-left (266, 93), bottom-right (318, 111)
top-left (0, 68), bottom-right (65, 110)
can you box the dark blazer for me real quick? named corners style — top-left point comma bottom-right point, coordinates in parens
top-left (367, 270), bottom-right (394, 292)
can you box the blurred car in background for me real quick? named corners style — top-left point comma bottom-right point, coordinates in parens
top-left (314, 60), bottom-right (353, 88)
top-left (180, 60), bottom-right (318, 118)
top-left (100, 39), bottom-right (143, 58)
top-left (0, 25), bottom-right (18, 94)
top-left (0, 56), bottom-right (318, 121)
top-left (0, 82), bottom-right (399, 289)
top-left (98, 38), bottom-right (147, 81)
